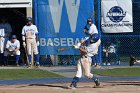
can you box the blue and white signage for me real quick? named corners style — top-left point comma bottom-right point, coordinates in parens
top-left (101, 0), bottom-right (133, 33)
top-left (107, 6), bottom-right (126, 23)
top-left (36, 0), bottom-right (94, 55)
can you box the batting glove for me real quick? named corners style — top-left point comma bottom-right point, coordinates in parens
top-left (73, 43), bottom-right (81, 49)
top-left (73, 45), bottom-right (79, 49)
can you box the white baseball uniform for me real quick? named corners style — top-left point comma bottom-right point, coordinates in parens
top-left (108, 43), bottom-right (116, 53)
top-left (0, 23), bottom-right (12, 42)
top-left (0, 29), bottom-right (5, 53)
top-left (75, 39), bottom-right (101, 79)
top-left (22, 25), bottom-right (38, 55)
top-left (0, 22), bottom-right (12, 54)
top-left (88, 24), bottom-right (98, 35)
top-left (4, 40), bottom-right (20, 56)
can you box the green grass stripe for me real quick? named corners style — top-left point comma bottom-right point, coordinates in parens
top-left (0, 69), bottom-right (64, 80)
top-left (94, 67), bottom-right (140, 77)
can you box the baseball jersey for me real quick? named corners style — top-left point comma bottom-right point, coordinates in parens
top-left (0, 23), bottom-right (12, 37)
top-left (108, 44), bottom-right (116, 53)
top-left (86, 39), bottom-right (101, 57)
top-left (88, 24), bottom-right (98, 35)
top-left (6, 40), bottom-right (20, 51)
top-left (22, 25), bottom-right (38, 39)
top-left (0, 29), bottom-right (5, 37)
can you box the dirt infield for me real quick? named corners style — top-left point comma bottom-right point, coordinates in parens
top-left (0, 81), bottom-right (140, 93)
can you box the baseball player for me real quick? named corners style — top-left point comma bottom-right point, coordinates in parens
top-left (84, 18), bottom-right (100, 66)
top-left (70, 34), bottom-right (101, 88)
top-left (130, 56), bottom-right (140, 66)
top-left (0, 18), bottom-right (12, 65)
top-left (4, 35), bottom-right (20, 66)
top-left (108, 43), bottom-right (118, 65)
top-left (84, 18), bottom-right (98, 36)
top-left (22, 17), bottom-right (40, 67)
top-left (0, 18), bottom-right (12, 44)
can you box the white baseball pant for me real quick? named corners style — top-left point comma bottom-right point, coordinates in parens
top-left (75, 56), bottom-right (93, 79)
top-left (26, 38), bottom-right (38, 55)
top-left (0, 37), bottom-right (5, 53)
top-left (4, 50), bottom-right (20, 56)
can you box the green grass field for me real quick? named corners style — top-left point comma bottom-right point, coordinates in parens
top-left (0, 67), bottom-right (140, 80)
top-left (94, 67), bottom-right (140, 77)
top-left (0, 69), bottom-right (64, 80)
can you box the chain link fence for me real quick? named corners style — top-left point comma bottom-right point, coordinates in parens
top-left (101, 0), bottom-right (140, 65)
top-left (39, 0), bottom-right (140, 66)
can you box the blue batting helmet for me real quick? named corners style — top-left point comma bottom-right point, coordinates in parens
top-left (90, 34), bottom-right (100, 43)
top-left (27, 17), bottom-right (32, 22)
top-left (87, 18), bottom-right (92, 23)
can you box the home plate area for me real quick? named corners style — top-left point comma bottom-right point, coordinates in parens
top-left (0, 81), bottom-right (140, 93)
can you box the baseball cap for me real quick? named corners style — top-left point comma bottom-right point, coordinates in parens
top-left (87, 18), bottom-right (92, 23)
top-left (11, 35), bottom-right (17, 39)
top-left (27, 17), bottom-right (32, 22)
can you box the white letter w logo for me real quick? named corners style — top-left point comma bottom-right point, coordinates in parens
top-left (48, 0), bottom-right (80, 33)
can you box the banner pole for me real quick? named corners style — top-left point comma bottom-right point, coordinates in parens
top-left (98, 0), bottom-right (102, 65)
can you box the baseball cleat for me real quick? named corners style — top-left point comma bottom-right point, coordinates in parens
top-left (36, 64), bottom-right (40, 68)
top-left (27, 64), bottom-right (32, 68)
top-left (107, 63), bottom-right (111, 66)
top-left (16, 64), bottom-right (20, 67)
top-left (94, 78), bottom-right (100, 86)
top-left (103, 63), bottom-right (106, 66)
top-left (116, 61), bottom-right (121, 65)
top-left (67, 83), bottom-right (77, 89)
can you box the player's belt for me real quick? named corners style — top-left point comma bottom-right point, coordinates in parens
top-left (81, 55), bottom-right (87, 58)
top-left (26, 38), bottom-right (35, 39)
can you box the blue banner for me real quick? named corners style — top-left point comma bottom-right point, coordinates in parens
top-left (36, 0), bottom-right (94, 55)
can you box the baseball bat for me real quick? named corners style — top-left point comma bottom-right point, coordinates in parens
top-left (24, 46), bottom-right (30, 66)
top-left (56, 44), bottom-right (81, 52)
top-left (57, 48), bottom-right (70, 52)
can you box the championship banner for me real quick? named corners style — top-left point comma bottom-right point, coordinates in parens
top-left (36, 0), bottom-right (94, 55)
top-left (101, 0), bottom-right (133, 33)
